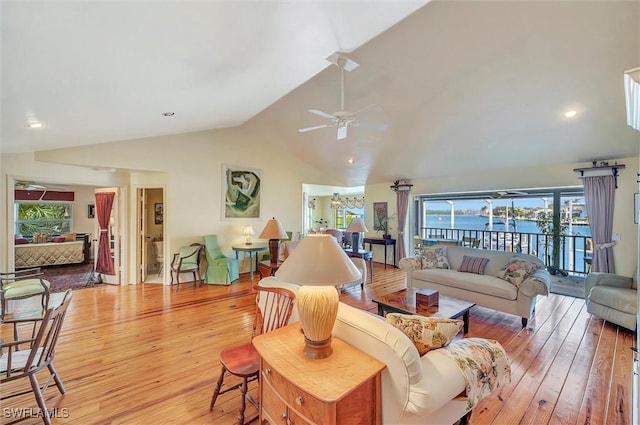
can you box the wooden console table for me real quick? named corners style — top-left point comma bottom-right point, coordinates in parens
top-left (363, 237), bottom-right (396, 268)
top-left (253, 323), bottom-right (384, 425)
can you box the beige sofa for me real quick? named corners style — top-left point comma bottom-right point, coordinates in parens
top-left (259, 276), bottom-right (510, 425)
top-left (399, 246), bottom-right (551, 327)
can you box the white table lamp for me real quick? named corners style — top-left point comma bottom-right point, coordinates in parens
top-left (275, 234), bottom-right (361, 359)
top-left (346, 217), bottom-right (368, 251)
top-left (242, 225), bottom-right (255, 245)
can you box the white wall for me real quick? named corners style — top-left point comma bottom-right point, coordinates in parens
top-left (26, 127), bottom-right (321, 282)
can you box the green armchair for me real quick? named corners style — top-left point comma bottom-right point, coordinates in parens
top-left (585, 272), bottom-right (637, 331)
top-left (203, 235), bottom-right (239, 285)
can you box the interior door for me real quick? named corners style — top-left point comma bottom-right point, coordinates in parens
top-left (94, 187), bottom-right (122, 285)
top-left (138, 188), bottom-right (147, 283)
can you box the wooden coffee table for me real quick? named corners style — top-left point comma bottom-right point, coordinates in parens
top-left (373, 288), bottom-right (476, 334)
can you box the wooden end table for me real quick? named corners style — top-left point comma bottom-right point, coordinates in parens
top-left (373, 288), bottom-right (476, 334)
top-left (258, 260), bottom-right (282, 279)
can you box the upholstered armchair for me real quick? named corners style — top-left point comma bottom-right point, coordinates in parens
top-left (203, 235), bottom-right (239, 285)
top-left (585, 272), bottom-right (637, 331)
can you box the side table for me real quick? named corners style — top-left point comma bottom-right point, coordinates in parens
top-left (231, 244), bottom-right (267, 281)
top-left (258, 260), bottom-right (282, 279)
top-left (363, 237), bottom-right (396, 268)
top-left (253, 323), bottom-right (384, 425)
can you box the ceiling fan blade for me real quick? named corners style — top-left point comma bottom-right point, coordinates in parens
top-left (298, 124), bottom-right (332, 133)
top-left (352, 103), bottom-right (382, 116)
top-left (337, 124), bottom-right (348, 140)
top-left (357, 121), bottom-right (388, 131)
top-left (308, 109), bottom-right (337, 120)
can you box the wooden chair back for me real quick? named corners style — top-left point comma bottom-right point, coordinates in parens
top-left (252, 285), bottom-right (296, 338)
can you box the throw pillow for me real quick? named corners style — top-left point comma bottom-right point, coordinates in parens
top-left (386, 313), bottom-right (463, 355)
top-left (61, 233), bottom-right (77, 241)
top-left (15, 237), bottom-right (29, 245)
top-left (495, 256), bottom-right (545, 288)
top-left (420, 246), bottom-right (450, 269)
top-left (459, 255), bottom-right (490, 275)
top-left (53, 236), bottom-right (66, 243)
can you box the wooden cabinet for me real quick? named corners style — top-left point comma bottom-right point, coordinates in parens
top-left (252, 323), bottom-right (384, 425)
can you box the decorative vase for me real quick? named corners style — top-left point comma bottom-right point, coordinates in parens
top-left (383, 234), bottom-right (391, 240)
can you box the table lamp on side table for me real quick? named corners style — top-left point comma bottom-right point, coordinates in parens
top-left (242, 225), bottom-right (255, 245)
top-left (345, 217), bottom-right (368, 251)
top-left (259, 217), bottom-right (288, 264)
top-left (275, 234), bottom-right (361, 359)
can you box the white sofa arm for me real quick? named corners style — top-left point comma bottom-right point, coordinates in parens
top-left (399, 255), bottom-right (422, 271)
top-left (519, 269), bottom-right (551, 297)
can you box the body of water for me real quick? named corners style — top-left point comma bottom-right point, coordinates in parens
top-left (425, 214), bottom-right (591, 236)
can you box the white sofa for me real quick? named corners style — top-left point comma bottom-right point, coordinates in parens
top-left (258, 276), bottom-right (510, 425)
top-left (399, 246), bottom-right (551, 327)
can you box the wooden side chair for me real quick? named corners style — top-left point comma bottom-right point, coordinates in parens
top-left (1, 289), bottom-right (73, 425)
top-left (169, 243), bottom-right (203, 290)
top-left (210, 285), bottom-right (296, 425)
top-left (0, 267), bottom-right (50, 319)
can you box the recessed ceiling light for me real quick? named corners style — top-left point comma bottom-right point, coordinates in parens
top-left (563, 110), bottom-right (577, 118)
top-left (162, 112), bottom-right (175, 117)
top-left (26, 122), bottom-right (44, 128)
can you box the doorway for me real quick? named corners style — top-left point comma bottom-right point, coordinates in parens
top-left (137, 188), bottom-right (165, 284)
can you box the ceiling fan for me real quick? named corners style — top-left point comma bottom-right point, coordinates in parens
top-left (298, 53), bottom-right (388, 140)
top-left (491, 190), bottom-right (529, 199)
top-left (15, 181), bottom-right (67, 191)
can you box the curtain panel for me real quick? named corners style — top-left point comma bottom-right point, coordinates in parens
top-left (95, 192), bottom-right (115, 275)
top-left (582, 175), bottom-right (616, 273)
top-left (396, 190), bottom-right (410, 261)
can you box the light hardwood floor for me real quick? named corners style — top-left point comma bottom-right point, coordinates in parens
top-left (1, 264), bottom-right (635, 425)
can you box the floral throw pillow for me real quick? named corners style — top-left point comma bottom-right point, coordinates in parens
top-left (495, 256), bottom-right (545, 287)
top-left (420, 247), bottom-right (450, 269)
top-left (386, 313), bottom-right (463, 356)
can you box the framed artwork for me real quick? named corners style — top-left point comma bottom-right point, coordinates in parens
top-left (635, 193), bottom-right (639, 224)
top-left (88, 204), bottom-right (95, 219)
top-left (373, 202), bottom-right (388, 231)
top-left (154, 203), bottom-right (163, 225)
top-left (222, 164), bottom-right (261, 219)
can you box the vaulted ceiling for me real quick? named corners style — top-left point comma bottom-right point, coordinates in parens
top-left (3, 1), bottom-right (639, 186)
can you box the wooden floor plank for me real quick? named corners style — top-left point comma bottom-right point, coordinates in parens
top-left (0, 263), bottom-right (635, 425)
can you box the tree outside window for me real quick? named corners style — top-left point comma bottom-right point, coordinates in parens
top-left (15, 202), bottom-right (73, 237)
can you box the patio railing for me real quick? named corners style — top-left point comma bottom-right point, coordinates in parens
top-left (418, 227), bottom-right (592, 276)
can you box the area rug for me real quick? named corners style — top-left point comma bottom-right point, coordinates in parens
top-left (549, 274), bottom-right (585, 299)
top-left (40, 263), bottom-right (103, 293)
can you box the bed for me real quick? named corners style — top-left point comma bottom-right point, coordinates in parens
top-left (15, 241), bottom-right (85, 268)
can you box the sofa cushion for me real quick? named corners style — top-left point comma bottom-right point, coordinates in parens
top-left (15, 237), bottom-right (29, 245)
top-left (421, 247), bottom-right (450, 269)
top-left (53, 236), bottom-right (66, 243)
top-left (495, 256), bottom-right (545, 288)
top-left (386, 313), bottom-right (463, 355)
top-left (459, 255), bottom-right (489, 275)
top-left (412, 268), bottom-right (519, 300)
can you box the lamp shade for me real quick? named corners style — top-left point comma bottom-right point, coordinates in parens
top-left (345, 217), bottom-right (368, 233)
top-left (275, 234), bottom-right (361, 286)
top-left (275, 234), bottom-right (361, 359)
top-left (242, 225), bottom-right (255, 236)
top-left (624, 67), bottom-right (640, 131)
top-left (258, 218), bottom-right (288, 240)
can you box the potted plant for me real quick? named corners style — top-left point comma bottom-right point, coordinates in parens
top-left (535, 211), bottom-right (569, 275)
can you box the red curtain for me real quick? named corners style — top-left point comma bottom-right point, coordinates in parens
top-left (95, 192), bottom-right (115, 275)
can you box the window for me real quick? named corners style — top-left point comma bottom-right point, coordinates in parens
top-left (334, 208), bottom-right (364, 229)
top-left (15, 202), bottom-right (73, 237)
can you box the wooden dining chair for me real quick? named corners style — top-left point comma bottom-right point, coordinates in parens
top-left (0, 267), bottom-right (50, 320)
top-left (1, 289), bottom-right (73, 425)
top-left (210, 285), bottom-right (296, 425)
